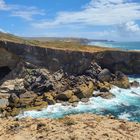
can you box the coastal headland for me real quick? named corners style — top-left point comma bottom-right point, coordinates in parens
top-left (0, 33), bottom-right (140, 139)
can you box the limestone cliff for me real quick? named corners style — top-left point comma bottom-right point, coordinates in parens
top-left (0, 40), bottom-right (139, 75)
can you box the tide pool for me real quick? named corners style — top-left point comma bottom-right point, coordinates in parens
top-left (17, 76), bottom-right (140, 122)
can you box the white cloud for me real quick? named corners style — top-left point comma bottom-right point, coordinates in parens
top-left (0, 0), bottom-right (45, 20)
top-left (117, 21), bottom-right (140, 36)
top-left (0, 0), bottom-right (11, 10)
top-left (33, 0), bottom-right (140, 28)
top-left (124, 21), bottom-right (140, 32)
top-left (11, 7), bottom-right (45, 21)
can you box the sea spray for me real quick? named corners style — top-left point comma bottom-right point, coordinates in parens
top-left (17, 76), bottom-right (140, 122)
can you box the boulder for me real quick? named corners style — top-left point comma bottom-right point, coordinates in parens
top-left (24, 69), bottom-right (53, 94)
top-left (130, 81), bottom-right (139, 88)
top-left (43, 92), bottom-right (56, 105)
top-left (113, 71), bottom-right (130, 89)
top-left (34, 101), bottom-right (48, 107)
top-left (85, 62), bottom-right (102, 78)
top-left (9, 93), bottom-right (19, 107)
top-left (56, 90), bottom-right (74, 101)
top-left (75, 81), bottom-right (94, 99)
top-left (0, 98), bottom-right (9, 109)
top-left (18, 92), bottom-right (37, 107)
top-left (98, 69), bottom-right (112, 82)
top-left (97, 82), bottom-right (111, 92)
top-left (69, 95), bottom-right (80, 103)
top-left (93, 92), bottom-right (116, 99)
top-left (81, 98), bottom-right (89, 103)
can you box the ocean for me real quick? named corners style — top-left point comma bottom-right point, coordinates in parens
top-left (89, 41), bottom-right (140, 50)
top-left (17, 42), bottom-right (140, 122)
top-left (17, 76), bottom-right (140, 122)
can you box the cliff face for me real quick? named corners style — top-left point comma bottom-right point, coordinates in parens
top-left (0, 40), bottom-right (140, 75)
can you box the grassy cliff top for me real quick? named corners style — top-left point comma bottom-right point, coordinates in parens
top-left (0, 32), bottom-right (119, 52)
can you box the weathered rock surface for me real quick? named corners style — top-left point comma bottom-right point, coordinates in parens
top-left (0, 40), bottom-right (139, 117)
top-left (0, 114), bottom-right (140, 140)
top-left (112, 71), bottom-right (130, 89)
top-left (131, 81), bottom-right (140, 88)
top-left (98, 68), bottom-right (112, 82)
top-left (0, 40), bottom-right (140, 75)
top-left (74, 81), bottom-right (94, 99)
top-left (93, 92), bottom-right (116, 99)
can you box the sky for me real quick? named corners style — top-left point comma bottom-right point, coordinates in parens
top-left (0, 0), bottom-right (140, 41)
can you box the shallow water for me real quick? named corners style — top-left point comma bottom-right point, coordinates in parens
top-left (89, 41), bottom-right (140, 51)
top-left (17, 76), bottom-right (140, 122)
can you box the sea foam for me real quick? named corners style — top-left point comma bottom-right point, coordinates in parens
top-left (17, 76), bottom-right (140, 122)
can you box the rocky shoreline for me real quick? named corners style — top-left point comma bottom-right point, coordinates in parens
top-left (0, 59), bottom-right (136, 117)
top-left (0, 40), bottom-right (139, 115)
top-left (0, 38), bottom-right (139, 139)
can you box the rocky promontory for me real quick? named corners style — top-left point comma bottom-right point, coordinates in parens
top-left (0, 37), bottom-right (140, 117)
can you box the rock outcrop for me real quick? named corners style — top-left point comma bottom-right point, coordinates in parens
top-left (0, 40), bottom-right (140, 117)
top-left (0, 40), bottom-right (140, 75)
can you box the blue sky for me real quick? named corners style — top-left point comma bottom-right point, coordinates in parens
top-left (0, 0), bottom-right (140, 41)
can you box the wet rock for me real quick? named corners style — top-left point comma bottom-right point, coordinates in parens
top-left (43, 92), bottom-right (56, 105)
top-left (113, 71), bottom-right (130, 89)
top-left (93, 92), bottom-right (116, 99)
top-left (130, 81), bottom-right (139, 88)
top-left (98, 69), bottom-right (112, 82)
top-left (69, 95), bottom-right (80, 103)
top-left (75, 81), bottom-right (94, 99)
top-left (56, 90), bottom-right (74, 101)
top-left (81, 98), bottom-right (89, 103)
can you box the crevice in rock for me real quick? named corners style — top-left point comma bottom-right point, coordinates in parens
top-left (0, 66), bottom-right (11, 80)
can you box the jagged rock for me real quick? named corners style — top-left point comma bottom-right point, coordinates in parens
top-left (43, 92), bottom-right (56, 105)
top-left (0, 98), bottom-right (9, 109)
top-left (93, 92), bottom-right (116, 99)
top-left (98, 82), bottom-right (110, 92)
top-left (24, 69), bottom-right (53, 94)
top-left (53, 69), bottom-right (64, 81)
top-left (34, 101), bottom-right (48, 107)
top-left (113, 71), bottom-right (130, 89)
top-left (85, 62), bottom-right (102, 78)
top-left (130, 81), bottom-right (139, 88)
top-left (56, 90), bottom-right (74, 101)
top-left (9, 93), bottom-right (19, 107)
top-left (98, 69), bottom-right (112, 82)
top-left (75, 81), bottom-right (94, 99)
top-left (18, 92), bottom-right (37, 107)
top-left (69, 95), bottom-right (80, 103)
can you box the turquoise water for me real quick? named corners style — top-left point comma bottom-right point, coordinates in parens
top-left (17, 76), bottom-right (140, 122)
top-left (89, 41), bottom-right (140, 50)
